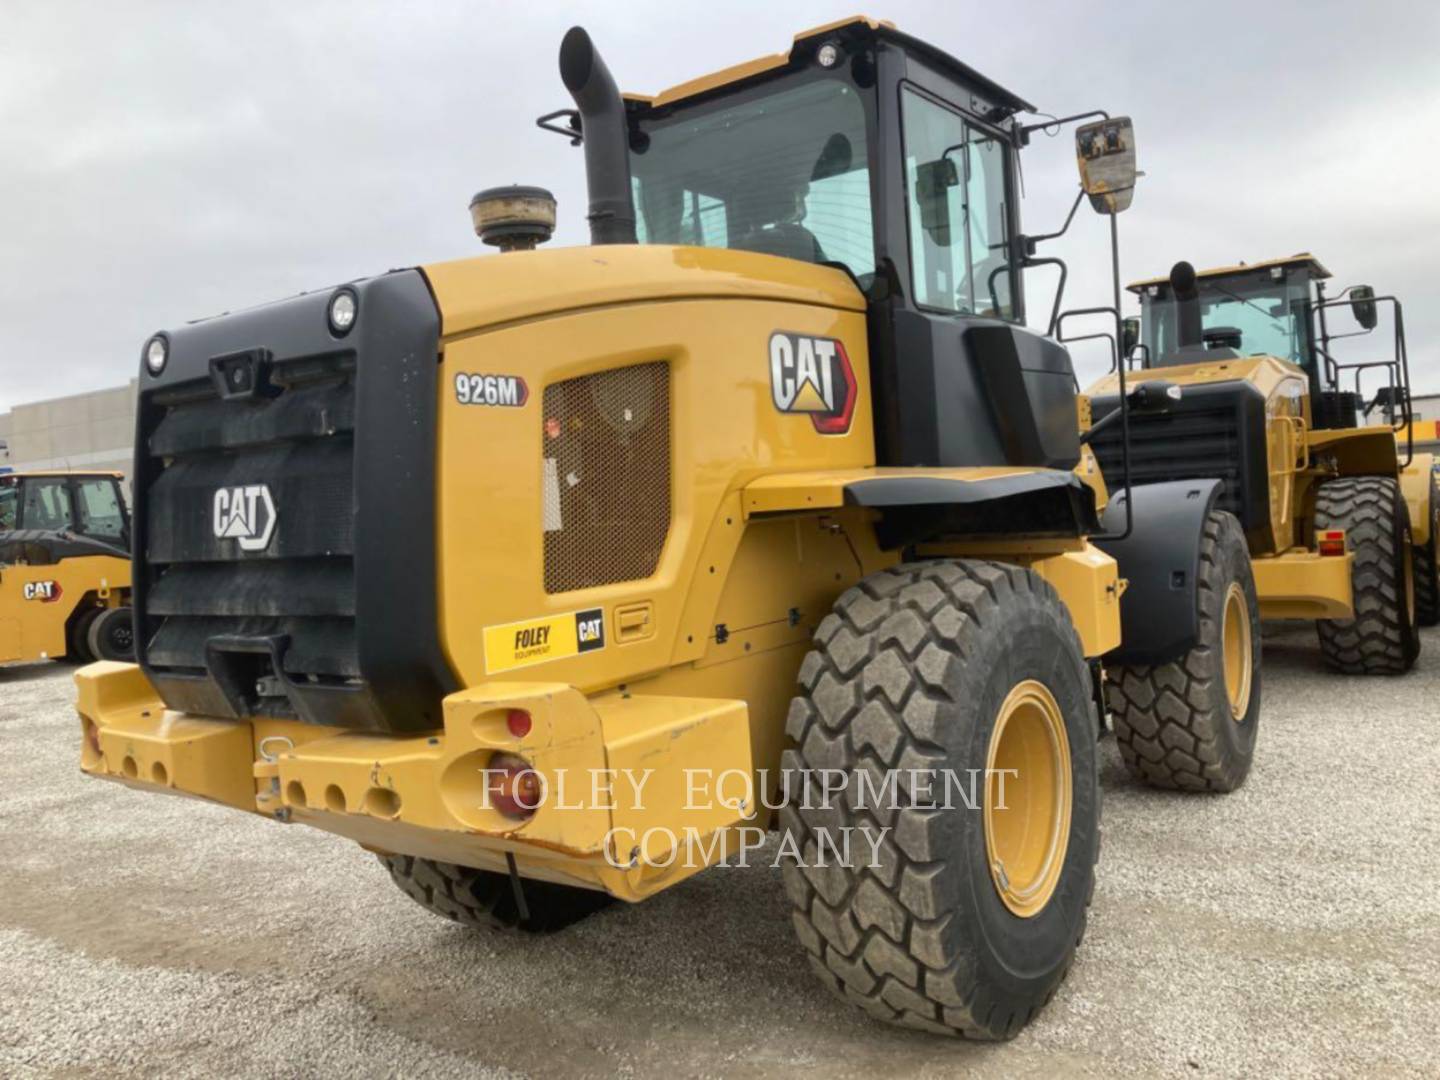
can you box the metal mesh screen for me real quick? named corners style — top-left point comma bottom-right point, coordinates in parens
top-left (542, 362), bottom-right (671, 594)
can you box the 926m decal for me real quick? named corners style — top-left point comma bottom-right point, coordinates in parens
top-left (455, 372), bottom-right (529, 407)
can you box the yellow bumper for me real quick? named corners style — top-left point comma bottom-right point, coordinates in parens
top-left (76, 662), bottom-right (757, 901)
top-left (1252, 550), bottom-right (1354, 620)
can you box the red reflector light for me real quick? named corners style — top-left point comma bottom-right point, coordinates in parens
top-left (487, 752), bottom-right (541, 820)
top-left (506, 708), bottom-right (532, 738)
top-left (1318, 530), bottom-right (1346, 557)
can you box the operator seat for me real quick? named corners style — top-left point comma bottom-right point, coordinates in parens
top-left (736, 222), bottom-right (827, 263)
top-left (732, 175), bottom-right (827, 265)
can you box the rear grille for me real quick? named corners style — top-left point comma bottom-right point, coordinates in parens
top-left (542, 362), bottom-right (671, 593)
top-left (1090, 406), bottom-right (1247, 522)
top-left (140, 356), bottom-right (359, 711)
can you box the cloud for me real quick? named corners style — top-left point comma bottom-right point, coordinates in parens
top-left (2, 0), bottom-right (1438, 409)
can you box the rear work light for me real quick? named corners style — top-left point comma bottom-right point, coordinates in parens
top-left (487, 752), bottom-right (542, 821)
top-left (1318, 530), bottom-right (1347, 557)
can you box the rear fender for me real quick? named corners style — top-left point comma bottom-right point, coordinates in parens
top-left (1094, 479), bottom-right (1223, 666)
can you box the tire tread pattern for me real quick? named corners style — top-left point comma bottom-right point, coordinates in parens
top-left (1104, 510), bottom-right (1258, 793)
top-left (381, 853), bottom-right (610, 933)
top-left (1315, 477), bottom-right (1419, 674)
top-left (782, 559), bottom-right (1098, 1041)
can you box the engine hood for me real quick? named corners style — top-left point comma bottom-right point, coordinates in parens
top-left (421, 244), bottom-right (866, 339)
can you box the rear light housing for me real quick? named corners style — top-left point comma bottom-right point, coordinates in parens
top-left (1318, 530), bottom-right (1347, 557)
top-left (486, 752), bottom-right (542, 821)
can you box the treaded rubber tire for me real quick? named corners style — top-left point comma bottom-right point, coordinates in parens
top-left (380, 853), bottom-right (612, 933)
top-left (1104, 510), bottom-right (1261, 793)
top-left (1315, 477), bottom-right (1420, 674)
top-left (68, 607), bottom-right (101, 664)
top-left (1414, 473), bottom-right (1438, 628)
top-left (781, 560), bottom-right (1100, 1040)
top-left (87, 607), bottom-right (135, 661)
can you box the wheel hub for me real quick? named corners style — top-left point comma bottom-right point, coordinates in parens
top-left (984, 679), bottom-right (1071, 919)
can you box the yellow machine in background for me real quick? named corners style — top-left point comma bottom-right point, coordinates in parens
top-left (0, 471), bottom-right (134, 663)
top-left (75, 19), bottom-right (1263, 1040)
top-left (1087, 255), bottom-right (1429, 684)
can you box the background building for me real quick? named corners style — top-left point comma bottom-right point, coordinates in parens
top-left (0, 381), bottom-right (136, 476)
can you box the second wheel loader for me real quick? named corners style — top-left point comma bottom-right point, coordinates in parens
top-left (1087, 255), bottom-right (1427, 710)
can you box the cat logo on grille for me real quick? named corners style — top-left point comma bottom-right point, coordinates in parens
top-left (768, 331), bottom-right (857, 434)
top-left (213, 484), bottom-right (277, 552)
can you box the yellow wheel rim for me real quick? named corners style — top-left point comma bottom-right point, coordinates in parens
top-left (984, 680), bottom-right (1071, 919)
top-left (1221, 582), bottom-right (1253, 721)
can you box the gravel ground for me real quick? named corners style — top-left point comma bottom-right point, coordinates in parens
top-left (2, 625), bottom-right (1439, 1078)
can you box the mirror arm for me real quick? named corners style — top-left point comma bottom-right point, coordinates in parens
top-left (1023, 188), bottom-right (1085, 249)
top-left (1079, 405), bottom-right (1122, 446)
top-left (1020, 109), bottom-right (1109, 138)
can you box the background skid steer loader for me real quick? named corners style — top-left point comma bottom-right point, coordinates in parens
top-left (0, 471), bottom-right (133, 665)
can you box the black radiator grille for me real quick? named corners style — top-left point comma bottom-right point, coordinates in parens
top-left (139, 356), bottom-right (358, 715)
top-left (1090, 407), bottom-right (1245, 521)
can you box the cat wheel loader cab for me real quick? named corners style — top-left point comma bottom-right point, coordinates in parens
top-left (0, 471), bottom-right (134, 665)
top-left (1087, 254), bottom-right (1428, 674)
top-left (77, 18), bottom-right (1255, 1040)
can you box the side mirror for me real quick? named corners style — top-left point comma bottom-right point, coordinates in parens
top-left (1121, 316), bottom-right (1140, 359)
top-left (1075, 117), bottom-right (1137, 214)
top-left (914, 157), bottom-right (959, 243)
top-left (1350, 285), bottom-right (1378, 330)
top-left (1129, 379), bottom-right (1181, 416)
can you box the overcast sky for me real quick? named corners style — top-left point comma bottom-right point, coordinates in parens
top-left (3, 0), bottom-right (1438, 409)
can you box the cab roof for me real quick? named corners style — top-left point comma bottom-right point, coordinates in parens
top-left (1128, 254), bottom-right (1332, 293)
top-left (0, 470), bottom-right (125, 480)
top-left (622, 15), bottom-right (1035, 115)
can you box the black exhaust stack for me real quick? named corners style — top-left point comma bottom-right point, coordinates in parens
top-left (1170, 261), bottom-right (1202, 348)
top-left (560, 26), bottom-right (637, 245)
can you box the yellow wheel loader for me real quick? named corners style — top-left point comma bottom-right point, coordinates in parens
top-left (1086, 255), bottom-right (1428, 710)
top-left (0, 471), bottom-right (134, 665)
top-left (77, 19), bottom-right (1259, 1038)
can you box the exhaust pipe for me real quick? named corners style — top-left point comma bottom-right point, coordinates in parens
top-left (560, 26), bottom-right (637, 245)
top-left (1170, 261), bottom-right (1202, 348)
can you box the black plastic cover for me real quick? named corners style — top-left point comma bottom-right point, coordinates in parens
top-left (1095, 478), bottom-right (1222, 665)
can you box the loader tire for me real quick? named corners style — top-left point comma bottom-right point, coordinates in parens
top-left (1414, 473), bottom-right (1439, 628)
top-left (88, 607), bottom-right (135, 661)
top-left (68, 608), bottom-right (101, 664)
top-left (781, 560), bottom-right (1100, 1040)
top-left (380, 853), bottom-right (611, 933)
top-left (1104, 510), bottom-right (1260, 793)
top-left (1315, 477), bottom-right (1420, 674)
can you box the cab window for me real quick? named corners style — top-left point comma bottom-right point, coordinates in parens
top-left (75, 478), bottom-right (125, 541)
top-left (632, 77), bottom-right (875, 281)
top-left (21, 478), bottom-right (73, 531)
top-left (901, 86), bottom-right (1015, 319)
top-left (0, 482), bottom-right (16, 531)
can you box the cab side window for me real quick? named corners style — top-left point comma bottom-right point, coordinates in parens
top-left (75, 479), bottom-right (126, 541)
top-left (901, 86), bottom-right (1015, 319)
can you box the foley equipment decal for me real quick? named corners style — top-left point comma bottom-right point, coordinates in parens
top-left (484, 607), bottom-right (605, 673)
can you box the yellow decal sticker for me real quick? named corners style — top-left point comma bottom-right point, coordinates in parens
top-left (483, 608), bottom-right (606, 674)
